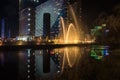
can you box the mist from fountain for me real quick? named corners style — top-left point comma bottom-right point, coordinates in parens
top-left (54, 47), bottom-right (83, 74)
top-left (59, 17), bottom-right (79, 44)
top-left (54, 5), bottom-right (94, 74)
top-left (58, 5), bottom-right (84, 44)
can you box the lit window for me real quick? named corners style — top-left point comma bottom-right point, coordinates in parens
top-left (28, 13), bottom-right (31, 16)
top-left (28, 29), bottom-right (30, 31)
top-left (28, 70), bottom-right (30, 73)
top-left (28, 8), bottom-right (31, 11)
top-left (28, 75), bottom-right (30, 78)
top-left (37, 0), bottom-right (39, 2)
top-left (27, 18), bottom-right (31, 21)
top-left (27, 65), bottom-right (30, 68)
top-left (58, 13), bottom-right (60, 15)
top-left (27, 60), bottom-right (30, 63)
top-left (28, 23), bottom-right (30, 26)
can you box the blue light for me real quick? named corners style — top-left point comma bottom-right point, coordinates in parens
top-left (1, 19), bottom-right (5, 39)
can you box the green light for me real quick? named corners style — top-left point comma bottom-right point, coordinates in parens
top-left (90, 46), bottom-right (109, 60)
top-left (95, 26), bottom-right (102, 30)
top-left (90, 49), bottom-right (97, 57)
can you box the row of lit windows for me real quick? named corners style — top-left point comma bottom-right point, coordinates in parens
top-left (27, 8), bottom-right (31, 22)
top-left (31, 0), bottom-right (39, 3)
top-left (27, 8), bottom-right (31, 33)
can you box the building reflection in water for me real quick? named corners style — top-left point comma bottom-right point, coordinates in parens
top-left (0, 45), bottom-right (111, 80)
top-left (17, 46), bottom-right (88, 80)
top-left (0, 51), bottom-right (18, 80)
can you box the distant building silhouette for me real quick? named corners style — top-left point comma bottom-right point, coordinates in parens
top-left (0, 18), bottom-right (11, 39)
top-left (1, 19), bottom-right (5, 39)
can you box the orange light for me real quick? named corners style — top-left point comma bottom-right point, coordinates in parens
top-left (0, 41), bottom-right (3, 46)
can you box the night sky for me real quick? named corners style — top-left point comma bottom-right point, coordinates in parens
top-left (0, 0), bottom-right (19, 37)
top-left (0, 0), bottom-right (18, 17)
top-left (0, 0), bottom-right (120, 37)
top-left (82, 0), bottom-right (120, 26)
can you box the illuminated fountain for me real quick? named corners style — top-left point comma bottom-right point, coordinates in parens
top-left (55, 5), bottom-right (95, 44)
top-left (56, 5), bottom-right (84, 72)
top-left (54, 5), bottom-right (93, 74)
top-left (58, 5), bottom-right (84, 44)
top-left (58, 6), bottom-right (83, 69)
top-left (59, 17), bottom-right (80, 44)
top-left (53, 46), bottom-right (84, 74)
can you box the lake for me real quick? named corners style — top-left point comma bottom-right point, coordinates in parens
top-left (0, 45), bottom-right (120, 80)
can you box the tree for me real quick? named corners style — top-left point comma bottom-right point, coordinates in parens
top-left (93, 3), bottom-right (120, 43)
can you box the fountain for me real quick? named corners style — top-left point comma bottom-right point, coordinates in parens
top-left (58, 5), bottom-right (84, 44)
top-left (59, 17), bottom-right (79, 44)
top-left (50, 5), bottom-right (85, 74)
top-left (54, 5), bottom-right (93, 74)
top-left (54, 46), bottom-right (83, 74)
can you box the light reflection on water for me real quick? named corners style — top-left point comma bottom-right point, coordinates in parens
top-left (0, 45), bottom-right (118, 80)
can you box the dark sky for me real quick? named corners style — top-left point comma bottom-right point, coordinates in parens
top-left (0, 0), bottom-right (120, 36)
top-left (82, 0), bottom-right (120, 26)
top-left (0, 0), bottom-right (120, 21)
top-left (0, 0), bottom-right (19, 37)
top-left (0, 0), bottom-right (18, 18)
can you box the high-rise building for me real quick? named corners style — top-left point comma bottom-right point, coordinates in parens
top-left (35, 0), bottom-right (64, 37)
top-left (19, 0), bottom-right (82, 38)
top-left (19, 0), bottom-right (44, 37)
top-left (19, 7), bottom-right (35, 36)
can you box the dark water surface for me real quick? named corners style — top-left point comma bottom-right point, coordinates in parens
top-left (0, 45), bottom-right (120, 80)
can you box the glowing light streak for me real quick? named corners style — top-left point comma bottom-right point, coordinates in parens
top-left (65, 23), bottom-right (78, 43)
top-left (59, 17), bottom-right (79, 44)
top-left (65, 47), bottom-right (78, 67)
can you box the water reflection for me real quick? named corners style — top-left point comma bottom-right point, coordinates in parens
top-left (0, 53), bottom-right (4, 66)
top-left (1, 45), bottom-right (120, 80)
top-left (16, 46), bottom-right (88, 80)
top-left (90, 45), bottom-right (109, 60)
top-left (0, 51), bottom-right (18, 80)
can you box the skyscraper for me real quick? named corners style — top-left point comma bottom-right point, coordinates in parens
top-left (19, 0), bottom-right (43, 37)
top-left (35, 0), bottom-right (64, 37)
top-left (19, 7), bottom-right (35, 36)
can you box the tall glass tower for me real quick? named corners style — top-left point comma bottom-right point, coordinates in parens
top-left (35, 0), bottom-right (64, 37)
top-left (19, 0), bottom-right (45, 37)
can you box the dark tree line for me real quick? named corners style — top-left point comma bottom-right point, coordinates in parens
top-left (93, 3), bottom-right (120, 43)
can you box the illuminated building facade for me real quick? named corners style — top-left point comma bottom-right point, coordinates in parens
top-left (19, 0), bottom-right (45, 37)
top-left (18, 0), bottom-right (82, 79)
top-left (19, 0), bottom-right (82, 38)
top-left (35, 0), bottom-right (82, 39)
top-left (35, 0), bottom-right (64, 37)
top-left (19, 7), bottom-right (35, 36)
